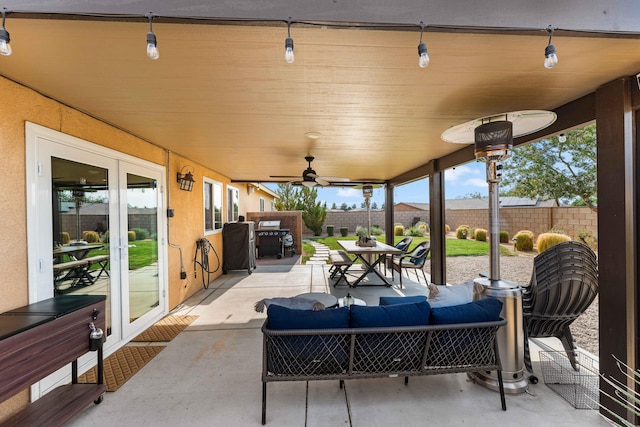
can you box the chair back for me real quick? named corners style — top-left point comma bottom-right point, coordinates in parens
top-left (522, 241), bottom-right (598, 335)
top-left (406, 241), bottom-right (431, 267)
top-left (395, 236), bottom-right (413, 254)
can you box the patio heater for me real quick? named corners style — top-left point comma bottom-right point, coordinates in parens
top-left (441, 110), bottom-right (556, 394)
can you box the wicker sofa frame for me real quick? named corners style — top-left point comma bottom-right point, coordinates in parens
top-left (261, 318), bottom-right (507, 424)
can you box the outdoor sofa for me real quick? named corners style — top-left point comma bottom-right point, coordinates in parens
top-left (261, 296), bottom-right (507, 424)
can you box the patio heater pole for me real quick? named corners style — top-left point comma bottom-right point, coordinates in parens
top-left (469, 120), bottom-right (528, 394)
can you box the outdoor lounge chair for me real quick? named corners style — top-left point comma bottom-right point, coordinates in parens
top-left (391, 241), bottom-right (430, 288)
top-left (521, 240), bottom-right (598, 383)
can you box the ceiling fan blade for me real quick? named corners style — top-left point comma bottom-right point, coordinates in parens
top-left (318, 176), bottom-right (350, 182)
top-left (315, 177), bottom-right (330, 186)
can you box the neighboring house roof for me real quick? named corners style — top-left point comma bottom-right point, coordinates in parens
top-left (61, 203), bottom-right (156, 215)
top-left (253, 183), bottom-right (278, 199)
top-left (395, 197), bottom-right (556, 211)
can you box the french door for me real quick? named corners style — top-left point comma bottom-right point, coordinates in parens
top-left (26, 123), bottom-right (167, 395)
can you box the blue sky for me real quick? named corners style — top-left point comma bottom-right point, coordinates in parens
top-left (267, 161), bottom-right (490, 208)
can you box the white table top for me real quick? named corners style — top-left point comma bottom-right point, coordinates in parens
top-left (337, 240), bottom-right (401, 255)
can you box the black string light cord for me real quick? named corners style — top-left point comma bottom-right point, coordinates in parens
top-left (2, 9), bottom-right (639, 39)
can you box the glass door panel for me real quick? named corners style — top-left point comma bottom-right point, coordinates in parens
top-left (120, 164), bottom-right (164, 338)
top-left (51, 157), bottom-right (113, 336)
top-left (126, 173), bottom-right (159, 322)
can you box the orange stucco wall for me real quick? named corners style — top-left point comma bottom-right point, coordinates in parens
top-left (0, 76), bottom-right (231, 419)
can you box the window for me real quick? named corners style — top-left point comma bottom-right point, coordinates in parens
top-left (204, 178), bottom-right (223, 233)
top-left (260, 197), bottom-right (265, 212)
top-left (227, 185), bottom-right (239, 222)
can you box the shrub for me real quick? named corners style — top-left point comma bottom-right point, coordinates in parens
top-left (82, 230), bottom-right (101, 243)
top-left (356, 226), bottom-right (368, 237)
top-left (415, 221), bottom-right (429, 234)
top-left (339, 227), bottom-right (349, 237)
top-left (149, 233), bottom-right (157, 240)
top-left (445, 224), bottom-right (451, 233)
top-left (406, 226), bottom-right (425, 237)
top-left (60, 232), bottom-right (70, 245)
top-left (499, 230), bottom-right (509, 244)
top-left (469, 228), bottom-right (477, 239)
top-left (103, 231), bottom-right (110, 243)
top-left (455, 225), bottom-right (470, 239)
top-left (514, 230), bottom-right (534, 251)
top-left (394, 225), bottom-right (405, 236)
top-left (326, 225), bottom-right (334, 236)
top-left (474, 228), bottom-right (487, 242)
top-left (131, 227), bottom-right (149, 240)
top-left (302, 202), bottom-right (327, 236)
top-left (578, 230), bottom-right (598, 251)
top-left (370, 225), bottom-right (384, 236)
top-left (128, 231), bottom-right (136, 242)
top-left (536, 232), bottom-right (571, 253)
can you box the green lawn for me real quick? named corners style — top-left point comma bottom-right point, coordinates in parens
top-left (87, 239), bottom-right (158, 270)
top-left (309, 235), bottom-right (513, 257)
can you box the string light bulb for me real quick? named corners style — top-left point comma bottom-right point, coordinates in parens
top-left (146, 12), bottom-right (159, 60)
top-left (0, 8), bottom-right (12, 56)
top-left (285, 17), bottom-right (294, 63)
top-left (544, 26), bottom-right (558, 69)
top-left (417, 22), bottom-right (429, 68)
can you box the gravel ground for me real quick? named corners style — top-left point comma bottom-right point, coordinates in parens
top-left (425, 253), bottom-right (599, 356)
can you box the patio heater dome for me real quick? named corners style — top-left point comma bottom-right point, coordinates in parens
top-left (474, 120), bottom-right (513, 161)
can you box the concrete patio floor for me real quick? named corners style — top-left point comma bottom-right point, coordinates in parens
top-left (68, 264), bottom-right (607, 426)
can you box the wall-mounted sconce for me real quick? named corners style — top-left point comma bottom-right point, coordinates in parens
top-left (177, 166), bottom-right (195, 191)
top-left (247, 183), bottom-right (256, 195)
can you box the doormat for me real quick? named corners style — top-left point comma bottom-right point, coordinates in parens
top-left (79, 345), bottom-right (164, 392)
top-left (131, 315), bottom-right (198, 342)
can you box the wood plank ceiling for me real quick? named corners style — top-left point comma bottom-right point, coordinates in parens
top-left (1, 16), bottom-right (639, 183)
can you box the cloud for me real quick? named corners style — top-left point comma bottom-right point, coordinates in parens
top-left (465, 177), bottom-right (488, 188)
top-left (336, 188), bottom-right (360, 198)
top-left (446, 164), bottom-right (482, 183)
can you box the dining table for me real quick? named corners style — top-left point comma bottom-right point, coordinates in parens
top-left (52, 244), bottom-right (107, 291)
top-left (53, 243), bottom-right (105, 261)
top-left (337, 240), bottom-right (402, 287)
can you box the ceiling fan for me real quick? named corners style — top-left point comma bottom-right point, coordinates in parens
top-left (270, 156), bottom-right (349, 187)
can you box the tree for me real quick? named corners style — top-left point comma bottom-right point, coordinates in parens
top-left (274, 183), bottom-right (327, 235)
top-left (331, 202), bottom-right (337, 210)
top-left (340, 202), bottom-right (348, 211)
top-left (274, 183), bottom-right (301, 211)
top-left (502, 124), bottom-right (597, 212)
top-left (371, 201), bottom-right (378, 209)
top-left (457, 192), bottom-right (483, 199)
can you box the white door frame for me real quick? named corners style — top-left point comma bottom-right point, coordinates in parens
top-left (25, 122), bottom-right (168, 397)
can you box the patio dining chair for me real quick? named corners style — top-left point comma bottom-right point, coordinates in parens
top-left (391, 241), bottom-right (430, 288)
top-left (521, 240), bottom-right (598, 383)
top-left (383, 236), bottom-right (413, 277)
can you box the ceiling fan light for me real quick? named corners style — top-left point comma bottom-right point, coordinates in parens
top-left (301, 180), bottom-right (316, 187)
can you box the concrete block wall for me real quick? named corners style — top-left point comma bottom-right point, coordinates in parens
top-left (301, 206), bottom-right (597, 242)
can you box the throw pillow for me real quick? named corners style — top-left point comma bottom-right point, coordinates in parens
top-left (430, 297), bottom-right (503, 325)
top-left (427, 280), bottom-right (480, 308)
top-left (379, 295), bottom-right (427, 306)
top-left (350, 301), bottom-right (431, 328)
top-left (267, 305), bottom-right (350, 330)
top-left (409, 248), bottom-right (426, 264)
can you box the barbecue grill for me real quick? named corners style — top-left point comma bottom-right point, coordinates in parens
top-left (256, 220), bottom-right (291, 258)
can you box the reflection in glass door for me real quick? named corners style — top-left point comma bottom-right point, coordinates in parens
top-left (51, 157), bottom-right (113, 336)
top-left (120, 165), bottom-right (164, 338)
top-left (126, 174), bottom-right (159, 323)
